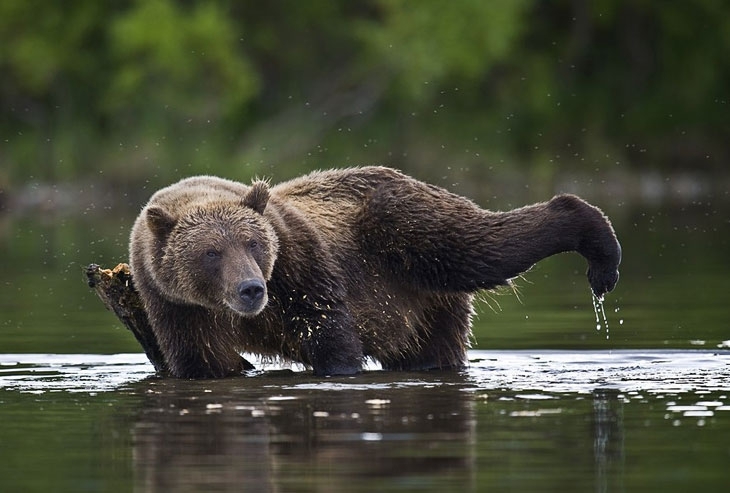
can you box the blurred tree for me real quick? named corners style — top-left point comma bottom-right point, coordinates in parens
top-left (357, 0), bottom-right (529, 101)
top-left (0, 0), bottom-right (109, 181)
top-left (107, 0), bottom-right (258, 123)
top-left (494, 0), bottom-right (730, 172)
top-left (0, 0), bottom-right (728, 189)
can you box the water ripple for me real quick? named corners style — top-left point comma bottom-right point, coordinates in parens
top-left (1, 349), bottom-right (728, 395)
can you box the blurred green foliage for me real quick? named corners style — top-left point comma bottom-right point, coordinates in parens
top-left (1, 0), bottom-right (728, 188)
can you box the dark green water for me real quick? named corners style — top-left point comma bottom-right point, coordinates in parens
top-left (1, 351), bottom-right (729, 492)
top-left (1, 198), bottom-right (729, 491)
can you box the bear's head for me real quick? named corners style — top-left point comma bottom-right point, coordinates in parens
top-left (144, 181), bottom-right (278, 316)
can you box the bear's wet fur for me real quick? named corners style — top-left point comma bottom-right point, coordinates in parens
top-left (130, 167), bottom-right (621, 378)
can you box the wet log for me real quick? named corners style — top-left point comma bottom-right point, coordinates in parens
top-left (85, 263), bottom-right (169, 374)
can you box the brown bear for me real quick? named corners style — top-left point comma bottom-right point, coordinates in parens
top-left (129, 166), bottom-right (621, 379)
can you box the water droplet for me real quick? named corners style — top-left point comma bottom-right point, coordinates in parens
top-left (592, 294), bottom-right (610, 340)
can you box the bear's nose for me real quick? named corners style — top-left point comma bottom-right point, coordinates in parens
top-left (237, 279), bottom-right (265, 304)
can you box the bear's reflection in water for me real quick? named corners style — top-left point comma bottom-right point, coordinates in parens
top-left (130, 371), bottom-right (477, 491)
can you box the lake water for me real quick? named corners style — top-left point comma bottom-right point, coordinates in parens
top-left (1, 196), bottom-right (729, 491)
top-left (1, 351), bottom-right (729, 491)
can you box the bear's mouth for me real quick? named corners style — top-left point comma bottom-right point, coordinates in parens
top-left (225, 298), bottom-right (268, 317)
top-left (225, 288), bottom-right (268, 317)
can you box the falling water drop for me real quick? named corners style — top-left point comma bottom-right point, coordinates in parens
top-left (592, 294), bottom-right (610, 340)
top-left (615, 307), bottom-right (624, 326)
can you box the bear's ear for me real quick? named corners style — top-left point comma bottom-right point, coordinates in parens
top-left (242, 180), bottom-right (270, 215)
top-left (146, 206), bottom-right (177, 239)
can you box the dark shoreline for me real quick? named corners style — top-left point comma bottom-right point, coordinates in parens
top-left (1, 169), bottom-right (728, 219)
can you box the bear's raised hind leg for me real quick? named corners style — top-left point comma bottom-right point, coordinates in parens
top-left (358, 181), bottom-right (620, 298)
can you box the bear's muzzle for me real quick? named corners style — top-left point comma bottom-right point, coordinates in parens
top-left (231, 278), bottom-right (267, 315)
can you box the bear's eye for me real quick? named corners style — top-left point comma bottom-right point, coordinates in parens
top-left (248, 239), bottom-right (258, 250)
top-left (205, 250), bottom-right (221, 259)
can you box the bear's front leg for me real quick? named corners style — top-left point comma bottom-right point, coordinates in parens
top-left (147, 298), bottom-right (255, 379)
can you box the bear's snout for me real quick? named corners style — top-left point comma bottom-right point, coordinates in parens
top-left (237, 279), bottom-right (266, 311)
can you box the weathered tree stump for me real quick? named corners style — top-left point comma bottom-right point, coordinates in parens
top-left (85, 263), bottom-right (168, 374)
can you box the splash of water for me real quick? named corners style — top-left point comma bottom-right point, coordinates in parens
top-left (592, 294), bottom-right (610, 340)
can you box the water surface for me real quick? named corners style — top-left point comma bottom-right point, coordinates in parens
top-left (1, 350), bottom-right (729, 491)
